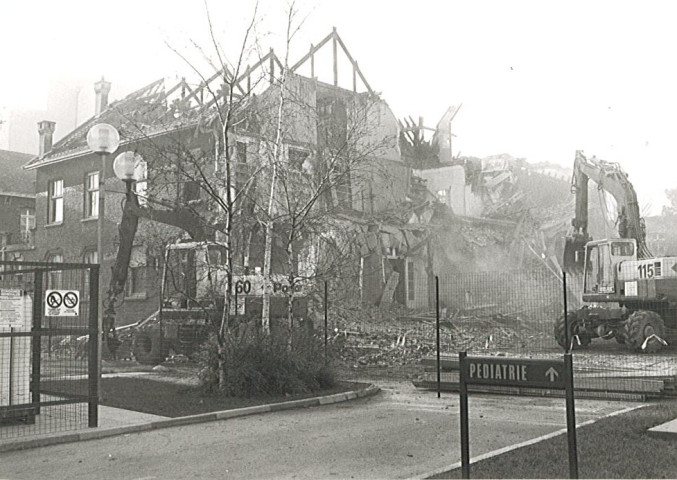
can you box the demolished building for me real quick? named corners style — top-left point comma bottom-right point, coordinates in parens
top-left (354, 113), bottom-right (610, 312)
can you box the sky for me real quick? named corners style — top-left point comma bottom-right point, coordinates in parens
top-left (1, 0), bottom-right (676, 214)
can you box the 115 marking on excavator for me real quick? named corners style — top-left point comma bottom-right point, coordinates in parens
top-left (461, 356), bottom-right (565, 389)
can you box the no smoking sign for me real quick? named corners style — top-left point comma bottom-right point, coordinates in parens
top-left (45, 289), bottom-right (80, 317)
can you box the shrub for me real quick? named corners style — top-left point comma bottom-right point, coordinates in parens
top-left (197, 327), bottom-right (335, 397)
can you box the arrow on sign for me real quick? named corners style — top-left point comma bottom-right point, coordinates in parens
top-left (672, 263), bottom-right (677, 274)
top-left (545, 367), bottom-right (559, 382)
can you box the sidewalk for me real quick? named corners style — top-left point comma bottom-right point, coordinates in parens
top-left (648, 416), bottom-right (677, 437)
top-left (0, 383), bottom-right (380, 453)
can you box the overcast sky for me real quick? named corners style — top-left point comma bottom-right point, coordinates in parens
top-left (1, 0), bottom-right (676, 214)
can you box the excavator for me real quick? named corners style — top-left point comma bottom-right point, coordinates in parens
top-left (103, 176), bottom-right (308, 365)
top-left (558, 151), bottom-right (677, 353)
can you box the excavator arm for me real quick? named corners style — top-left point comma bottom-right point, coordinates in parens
top-left (103, 183), bottom-right (211, 356)
top-left (563, 150), bottom-right (650, 272)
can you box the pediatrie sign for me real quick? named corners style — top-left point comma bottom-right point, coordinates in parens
top-left (45, 289), bottom-right (80, 317)
top-left (458, 352), bottom-right (578, 479)
top-left (461, 356), bottom-right (566, 389)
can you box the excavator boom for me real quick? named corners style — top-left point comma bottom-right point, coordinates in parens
top-left (563, 151), bottom-right (650, 272)
top-left (103, 181), bottom-right (212, 357)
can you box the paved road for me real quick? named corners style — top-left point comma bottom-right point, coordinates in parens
top-left (0, 382), bottom-right (641, 480)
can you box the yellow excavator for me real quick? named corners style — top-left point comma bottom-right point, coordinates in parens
top-left (104, 182), bottom-right (307, 365)
top-left (558, 151), bottom-right (675, 353)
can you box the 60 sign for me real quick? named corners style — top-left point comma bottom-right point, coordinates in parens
top-left (234, 279), bottom-right (252, 295)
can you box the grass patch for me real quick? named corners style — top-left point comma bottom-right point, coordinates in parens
top-left (42, 376), bottom-right (365, 418)
top-left (431, 400), bottom-right (677, 479)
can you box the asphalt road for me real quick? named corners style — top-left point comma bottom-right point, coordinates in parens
top-left (0, 382), bottom-right (641, 480)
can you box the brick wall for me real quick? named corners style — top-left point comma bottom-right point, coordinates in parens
top-left (34, 155), bottom-right (161, 324)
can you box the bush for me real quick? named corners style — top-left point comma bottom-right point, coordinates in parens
top-left (197, 327), bottom-right (335, 397)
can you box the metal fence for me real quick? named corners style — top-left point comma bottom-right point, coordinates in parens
top-left (0, 261), bottom-right (99, 441)
top-left (329, 270), bottom-right (676, 400)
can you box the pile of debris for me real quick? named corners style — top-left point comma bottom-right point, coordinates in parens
top-left (328, 305), bottom-right (556, 376)
top-left (330, 326), bottom-right (435, 369)
top-left (441, 312), bottom-right (554, 352)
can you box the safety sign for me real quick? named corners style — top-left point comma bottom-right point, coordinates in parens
top-left (0, 289), bottom-right (30, 327)
top-left (45, 289), bottom-right (80, 317)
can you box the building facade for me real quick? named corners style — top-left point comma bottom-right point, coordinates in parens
top-left (23, 30), bottom-right (411, 328)
top-left (0, 149), bottom-right (36, 262)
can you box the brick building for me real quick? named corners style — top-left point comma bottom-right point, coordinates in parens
top-left (22, 30), bottom-right (409, 326)
top-left (0, 149), bottom-right (36, 262)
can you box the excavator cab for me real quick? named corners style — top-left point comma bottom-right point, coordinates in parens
top-left (582, 239), bottom-right (636, 295)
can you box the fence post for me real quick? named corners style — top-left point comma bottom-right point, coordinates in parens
top-left (436, 275), bottom-right (441, 398)
top-left (459, 351), bottom-right (470, 479)
top-left (562, 271), bottom-right (570, 353)
top-left (324, 280), bottom-right (328, 365)
top-left (88, 264), bottom-right (100, 428)
top-left (564, 352), bottom-right (579, 478)
top-left (31, 269), bottom-right (43, 413)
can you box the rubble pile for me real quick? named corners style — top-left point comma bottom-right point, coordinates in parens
top-left (442, 312), bottom-right (554, 351)
top-left (329, 304), bottom-right (555, 374)
top-left (330, 326), bottom-right (435, 368)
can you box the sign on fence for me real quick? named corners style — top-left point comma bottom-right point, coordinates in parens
top-left (45, 289), bottom-right (80, 317)
top-left (0, 289), bottom-right (30, 327)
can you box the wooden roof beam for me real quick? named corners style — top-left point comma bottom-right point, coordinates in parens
top-left (290, 31), bottom-right (334, 72)
top-left (334, 30), bottom-right (373, 94)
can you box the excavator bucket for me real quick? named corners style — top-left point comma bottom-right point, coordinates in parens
top-left (562, 234), bottom-right (588, 274)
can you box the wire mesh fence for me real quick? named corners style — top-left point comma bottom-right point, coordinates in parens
top-left (328, 270), bottom-right (677, 399)
top-left (0, 261), bottom-right (99, 441)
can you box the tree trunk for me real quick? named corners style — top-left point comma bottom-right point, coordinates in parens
top-left (261, 65), bottom-right (289, 335)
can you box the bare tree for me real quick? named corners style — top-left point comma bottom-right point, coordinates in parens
top-left (102, 1), bottom-right (402, 387)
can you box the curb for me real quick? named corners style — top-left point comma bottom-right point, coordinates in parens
top-left (0, 384), bottom-right (380, 453)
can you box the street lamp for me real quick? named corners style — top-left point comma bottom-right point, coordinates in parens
top-left (113, 151), bottom-right (141, 184)
top-left (86, 123), bottom-right (120, 265)
top-left (86, 123), bottom-right (119, 372)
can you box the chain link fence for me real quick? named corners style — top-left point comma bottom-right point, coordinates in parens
top-left (327, 270), bottom-right (676, 399)
top-left (0, 261), bottom-right (99, 442)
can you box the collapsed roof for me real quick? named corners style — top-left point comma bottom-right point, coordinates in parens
top-left (24, 29), bottom-right (376, 171)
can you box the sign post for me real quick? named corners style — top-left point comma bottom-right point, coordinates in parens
top-left (564, 353), bottom-right (578, 478)
top-left (458, 353), bottom-right (578, 478)
top-left (459, 351), bottom-right (470, 479)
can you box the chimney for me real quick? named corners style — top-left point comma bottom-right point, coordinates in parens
top-left (94, 77), bottom-right (111, 115)
top-left (38, 120), bottom-right (56, 157)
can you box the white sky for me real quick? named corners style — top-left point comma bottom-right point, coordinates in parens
top-left (1, 0), bottom-right (676, 214)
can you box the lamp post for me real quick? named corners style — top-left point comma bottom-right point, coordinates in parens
top-left (86, 123), bottom-right (119, 375)
top-left (113, 150), bottom-right (141, 192)
top-left (86, 123), bottom-right (120, 265)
